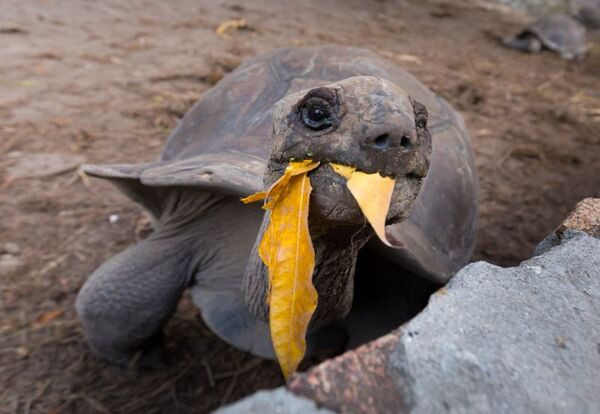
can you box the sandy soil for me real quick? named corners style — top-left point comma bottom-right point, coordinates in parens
top-left (1, 0), bottom-right (599, 413)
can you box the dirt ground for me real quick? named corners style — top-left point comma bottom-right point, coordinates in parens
top-left (1, 0), bottom-right (599, 413)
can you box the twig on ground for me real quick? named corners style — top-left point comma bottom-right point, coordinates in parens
top-left (213, 358), bottom-right (263, 380)
top-left (79, 394), bottom-right (110, 414)
top-left (23, 379), bottom-right (50, 414)
top-left (202, 358), bottom-right (215, 387)
top-left (220, 370), bottom-right (239, 406)
top-left (497, 144), bottom-right (547, 171)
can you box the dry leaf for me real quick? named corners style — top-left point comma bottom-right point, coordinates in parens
top-left (395, 54), bottom-right (422, 65)
top-left (6, 153), bottom-right (85, 179)
top-left (262, 172), bottom-right (317, 379)
top-left (242, 160), bottom-right (319, 379)
top-left (243, 160), bottom-right (396, 377)
top-left (215, 18), bottom-right (246, 38)
top-left (33, 309), bottom-right (64, 327)
top-left (15, 346), bottom-right (30, 359)
top-left (331, 163), bottom-right (395, 246)
top-left (378, 50), bottom-right (422, 65)
top-left (241, 160), bottom-right (319, 206)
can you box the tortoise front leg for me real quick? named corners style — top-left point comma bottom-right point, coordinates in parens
top-left (503, 34), bottom-right (543, 54)
top-left (76, 230), bottom-right (194, 367)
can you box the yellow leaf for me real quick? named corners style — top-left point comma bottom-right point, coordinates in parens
top-left (32, 310), bottom-right (64, 328)
top-left (263, 173), bottom-right (317, 379)
top-left (240, 190), bottom-right (269, 205)
top-left (331, 163), bottom-right (395, 246)
top-left (242, 160), bottom-right (319, 379)
top-left (241, 160), bottom-right (319, 207)
top-left (215, 18), bottom-right (247, 38)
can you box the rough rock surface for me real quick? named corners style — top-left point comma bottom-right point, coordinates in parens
top-left (218, 200), bottom-right (600, 414)
top-left (214, 388), bottom-right (334, 414)
top-left (288, 331), bottom-right (409, 413)
top-left (535, 197), bottom-right (600, 254)
top-left (558, 198), bottom-right (600, 237)
top-left (287, 232), bottom-right (600, 414)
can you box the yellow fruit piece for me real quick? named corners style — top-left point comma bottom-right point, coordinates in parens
top-left (331, 163), bottom-right (395, 246)
top-left (242, 160), bottom-right (319, 379)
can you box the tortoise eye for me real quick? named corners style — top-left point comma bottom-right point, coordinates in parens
top-left (300, 98), bottom-right (333, 131)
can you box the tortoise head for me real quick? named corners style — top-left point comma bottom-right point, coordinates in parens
top-left (267, 76), bottom-right (432, 227)
top-left (241, 76), bottom-right (435, 341)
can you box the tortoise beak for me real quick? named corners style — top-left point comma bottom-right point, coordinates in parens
top-left (305, 161), bottom-right (424, 227)
top-left (307, 163), bottom-right (363, 224)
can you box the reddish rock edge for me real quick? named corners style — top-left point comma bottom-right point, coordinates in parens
top-left (556, 198), bottom-right (600, 239)
top-left (288, 197), bottom-right (600, 413)
top-left (288, 329), bottom-right (411, 414)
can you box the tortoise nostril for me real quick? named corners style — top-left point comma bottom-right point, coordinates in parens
top-left (400, 135), bottom-right (412, 148)
top-left (373, 134), bottom-right (390, 149)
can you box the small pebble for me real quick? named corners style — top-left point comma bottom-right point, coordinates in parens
top-left (108, 214), bottom-right (120, 224)
top-left (0, 254), bottom-right (21, 273)
top-left (527, 265), bottom-right (543, 275)
top-left (15, 346), bottom-right (30, 359)
top-left (556, 336), bottom-right (568, 349)
top-left (3, 242), bottom-right (20, 255)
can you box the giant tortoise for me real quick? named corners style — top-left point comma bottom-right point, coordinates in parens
top-left (76, 46), bottom-right (478, 367)
top-left (503, 14), bottom-right (587, 59)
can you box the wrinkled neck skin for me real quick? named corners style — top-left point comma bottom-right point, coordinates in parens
top-left (242, 211), bottom-right (374, 332)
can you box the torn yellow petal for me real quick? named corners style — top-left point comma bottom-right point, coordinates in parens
top-left (331, 163), bottom-right (395, 246)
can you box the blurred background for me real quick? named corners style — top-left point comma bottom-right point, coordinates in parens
top-left (0, 0), bottom-right (598, 413)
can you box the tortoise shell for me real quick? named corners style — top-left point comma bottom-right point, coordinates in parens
top-left (571, 0), bottom-right (600, 30)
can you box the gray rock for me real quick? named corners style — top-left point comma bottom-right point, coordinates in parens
top-left (214, 388), bottom-right (335, 414)
top-left (289, 233), bottom-right (600, 413)
top-left (392, 232), bottom-right (600, 414)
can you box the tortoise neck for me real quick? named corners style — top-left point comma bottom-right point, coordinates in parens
top-left (308, 218), bottom-right (373, 330)
top-left (242, 213), bottom-right (373, 331)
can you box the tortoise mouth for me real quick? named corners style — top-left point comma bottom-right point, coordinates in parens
top-left (308, 164), bottom-right (363, 225)
top-left (306, 163), bottom-right (420, 226)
